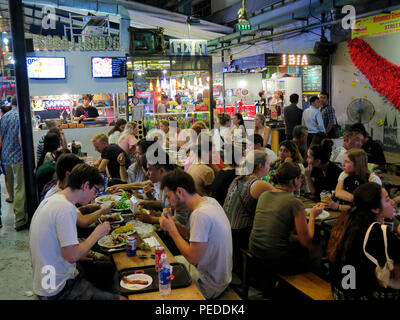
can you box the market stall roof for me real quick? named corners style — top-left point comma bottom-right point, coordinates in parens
top-left (0, 0), bottom-right (232, 41)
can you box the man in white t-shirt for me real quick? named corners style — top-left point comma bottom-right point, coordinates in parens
top-left (29, 163), bottom-right (126, 300)
top-left (160, 169), bottom-right (233, 299)
top-left (43, 153), bottom-right (113, 232)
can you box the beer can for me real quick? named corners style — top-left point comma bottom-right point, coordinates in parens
top-left (126, 235), bottom-right (137, 257)
top-left (155, 246), bottom-right (165, 272)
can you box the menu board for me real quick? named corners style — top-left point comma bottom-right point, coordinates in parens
top-left (92, 57), bottom-right (126, 78)
top-left (302, 66), bottom-right (322, 92)
top-left (27, 57), bottom-right (66, 79)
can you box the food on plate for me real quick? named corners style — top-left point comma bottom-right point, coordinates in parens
top-left (136, 205), bottom-right (147, 215)
top-left (113, 224), bottom-right (134, 235)
top-left (97, 197), bottom-right (117, 203)
top-left (122, 276), bottom-right (149, 286)
top-left (149, 210), bottom-right (162, 217)
top-left (114, 200), bottom-right (130, 210)
top-left (103, 235), bottom-right (127, 247)
top-left (100, 213), bottom-right (122, 222)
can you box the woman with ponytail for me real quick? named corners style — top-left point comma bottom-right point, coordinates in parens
top-left (327, 182), bottom-right (400, 300)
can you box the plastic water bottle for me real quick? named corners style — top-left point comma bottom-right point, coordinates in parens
top-left (158, 253), bottom-right (172, 296)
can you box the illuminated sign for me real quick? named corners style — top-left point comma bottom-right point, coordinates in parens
top-left (237, 23), bottom-right (251, 31)
top-left (44, 99), bottom-right (73, 109)
top-left (169, 39), bottom-right (207, 56)
top-left (265, 54), bottom-right (328, 66)
top-left (282, 54), bottom-right (309, 66)
top-left (32, 34), bottom-right (120, 51)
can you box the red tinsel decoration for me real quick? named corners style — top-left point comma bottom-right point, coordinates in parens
top-left (347, 38), bottom-right (400, 111)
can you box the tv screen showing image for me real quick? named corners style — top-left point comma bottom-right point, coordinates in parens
top-left (92, 57), bottom-right (126, 78)
top-left (27, 57), bottom-right (66, 79)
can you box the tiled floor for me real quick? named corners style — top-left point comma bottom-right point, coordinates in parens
top-left (0, 175), bottom-right (35, 300)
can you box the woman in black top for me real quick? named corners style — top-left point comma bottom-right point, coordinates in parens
top-left (74, 94), bottom-right (99, 121)
top-left (211, 152), bottom-right (240, 206)
top-left (304, 139), bottom-right (342, 201)
top-left (327, 182), bottom-right (400, 300)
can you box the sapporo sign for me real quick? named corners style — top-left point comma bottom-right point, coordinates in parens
top-left (32, 34), bottom-right (120, 51)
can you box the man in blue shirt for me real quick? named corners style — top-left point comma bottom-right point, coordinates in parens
top-left (0, 96), bottom-right (27, 231)
top-left (302, 96), bottom-right (325, 146)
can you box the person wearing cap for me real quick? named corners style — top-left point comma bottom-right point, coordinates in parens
top-left (74, 94), bottom-right (99, 121)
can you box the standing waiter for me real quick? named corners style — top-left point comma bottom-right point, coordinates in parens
top-left (74, 94), bottom-right (99, 121)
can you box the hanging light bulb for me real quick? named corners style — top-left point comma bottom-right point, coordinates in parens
top-left (176, 79), bottom-right (179, 90)
top-left (149, 81), bottom-right (153, 91)
top-left (198, 77), bottom-right (203, 88)
top-left (194, 75), bottom-right (198, 86)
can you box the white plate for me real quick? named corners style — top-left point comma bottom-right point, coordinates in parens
top-left (120, 273), bottom-right (153, 291)
top-left (305, 209), bottom-right (330, 220)
top-left (98, 235), bottom-right (127, 248)
top-left (98, 214), bottom-right (124, 224)
top-left (95, 195), bottom-right (121, 205)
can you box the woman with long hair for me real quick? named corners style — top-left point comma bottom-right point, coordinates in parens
top-left (335, 148), bottom-right (382, 204)
top-left (37, 132), bottom-right (61, 169)
top-left (270, 140), bottom-right (304, 171)
top-left (304, 139), bottom-right (342, 201)
top-left (254, 113), bottom-right (271, 148)
top-left (327, 182), bottom-right (400, 300)
top-left (118, 121), bottom-right (139, 156)
top-left (249, 162), bottom-right (324, 276)
top-left (108, 119), bottom-right (127, 144)
top-left (231, 113), bottom-right (246, 146)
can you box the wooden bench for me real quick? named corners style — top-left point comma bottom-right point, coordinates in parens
top-left (278, 272), bottom-right (334, 300)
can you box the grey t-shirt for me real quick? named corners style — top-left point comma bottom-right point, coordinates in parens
top-left (249, 191), bottom-right (304, 260)
top-left (189, 197), bottom-right (233, 299)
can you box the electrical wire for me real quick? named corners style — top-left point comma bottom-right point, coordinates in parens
top-left (308, 0), bottom-right (322, 23)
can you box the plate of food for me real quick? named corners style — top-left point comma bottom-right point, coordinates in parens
top-left (99, 212), bottom-right (124, 224)
top-left (112, 200), bottom-right (131, 212)
top-left (120, 273), bottom-right (153, 291)
top-left (95, 195), bottom-right (121, 205)
top-left (98, 234), bottom-right (128, 248)
top-left (112, 224), bottom-right (135, 237)
top-left (305, 208), bottom-right (330, 220)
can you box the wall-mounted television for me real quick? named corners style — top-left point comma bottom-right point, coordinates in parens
top-left (91, 57), bottom-right (127, 78)
top-left (27, 57), bottom-right (66, 79)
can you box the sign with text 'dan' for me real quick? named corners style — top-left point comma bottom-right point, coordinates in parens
top-left (169, 39), bottom-right (207, 56)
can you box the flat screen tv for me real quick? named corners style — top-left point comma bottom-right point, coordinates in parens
top-left (27, 57), bottom-right (66, 79)
top-left (91, 57), bottom-right (127, 78)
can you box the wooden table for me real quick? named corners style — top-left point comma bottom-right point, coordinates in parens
top-left (300, 197), bottom-right (342, 221)
top-left (112, 231), bottom-right (205, 300)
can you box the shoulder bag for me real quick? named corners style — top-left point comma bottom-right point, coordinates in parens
top-left (363, 222), bottom-right (400, 289)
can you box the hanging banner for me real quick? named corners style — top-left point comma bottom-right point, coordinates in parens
top-left (352, 9), bottom-right (400, 39)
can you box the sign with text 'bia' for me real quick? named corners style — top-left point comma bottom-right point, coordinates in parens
top-left (169, 39), bottom-right (207, 56)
